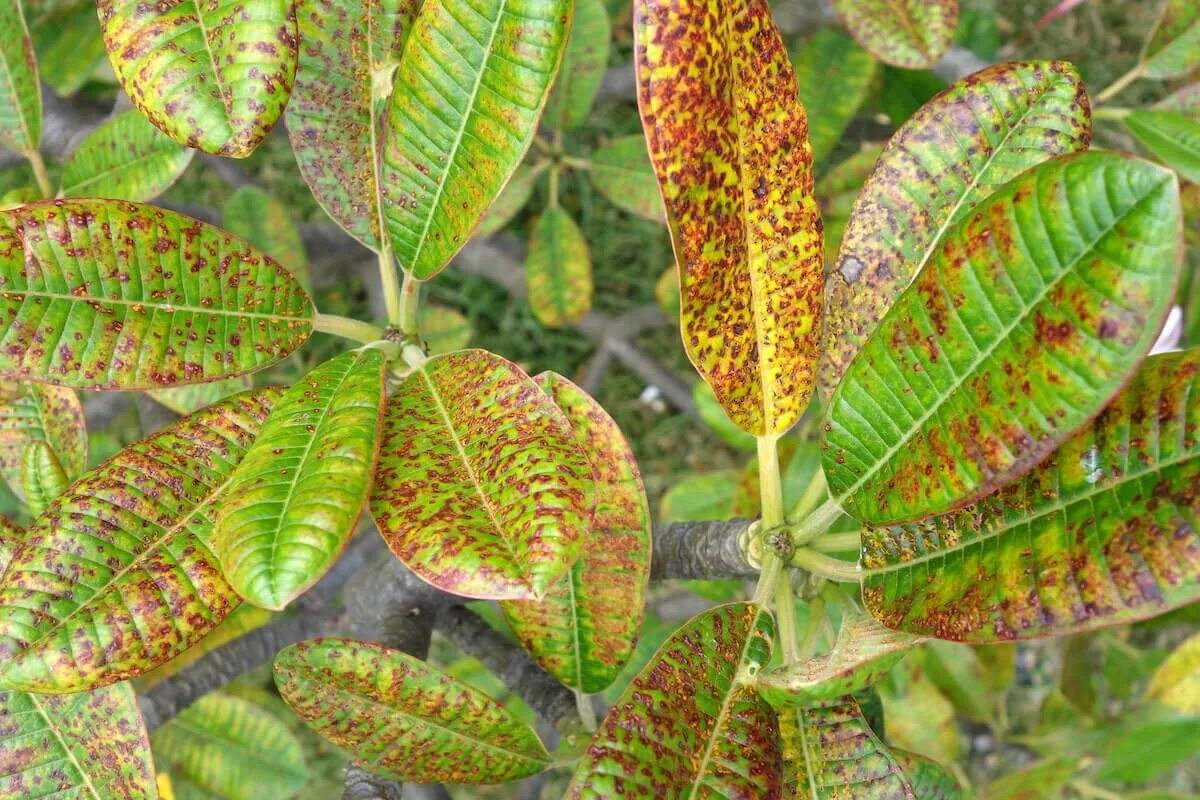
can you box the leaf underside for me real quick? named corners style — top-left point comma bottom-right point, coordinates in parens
top-left (0, 380), bottom-right (86, 502)
top-left (59, 109), bottom-right (194, 202)
top-left (830, 0), bottom-right (957, 69)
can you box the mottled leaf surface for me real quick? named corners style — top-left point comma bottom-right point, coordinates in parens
top-left (892, 750), bottom-right (962, 800)
top-left (544, 0), bottom-right (609, 130)
top-left (0, 380), bottom-right (85, 501)
top-left (222, 185), bottom-right (310, 291)
top-left (0, 389), bottom-right (280, 692)
top-left (821, 61), bottom-right (1091, 399)
top-left (1125, 110), bottom-right (1200, 185)
top-left (824, 152), bottom-right (1181, 526)
top-left (0, 1), bottom-right (41, 155)
top-left (0, 516), bottom-right (20, 576)
top-left (0, 199), bottom-right (313, 390)
top-left (526, 205), bottom-right (593, 328)
top-left (381, 0), bottom-right (571, 279)
top-left (831, 0), bottom-right (956, 69)
top-left (274, 637), bottom-right (550, 783)
top-left (792, 28), bottom-right (877, 162)
top-left (568, 603), bottom-right (781, 799)
top-left (97, 0), bottom-right (299, 157)
top-left (370, 349), bottom-right (592, 599)
top-left (59, 110), bottom-right (194, 201)
top-left (19, 440), bottom-right (66, 518)
top-left (1147, 632), bottom-right (1200, 713)
top-left (1142, 0), bottom-right (1200, 79)
top-left (635, 0), bottom-right (823, 435)
top-left (139, 604), bottom-right (272, 687)
top-left (862, 350), bottom-right (1200, 641)
top-left (588, 135), bottom-right (663, 223)
top-left (150, 375), bottom-right (254, 416)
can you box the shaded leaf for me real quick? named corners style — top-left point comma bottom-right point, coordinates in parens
top-left (0, 389), bottom-right (280, 692)
top-left (150, 375), bottom-right (255, 416)
top-left (1094, 715), bottom-right (1200, 783)
top-left (792, 28), bottom-right (878, 162)
top-left (475, 163), bottom-right (539, 238)
top-left (139, 604), bottom-right (272, 687)
top-left (1142, 0), bottom-right (1200, 80)
top-left (831, 0), bottom-right (958, 69)
top-left (635, 0), bottom-right (823, 435)
top-left (525, 205), bottom-right (593, 328)
top-left (97, 0), bottom-right (299, 157)
top-left (1126, 110), bottom-right (1200, 184)
top-left (878, 65), bottom-right (947, 128)
top-left (654, 263), bottom-right (679, 320)
top-left (0, 199), bottom-right (313, 391)
top-left (693, 381), bottom-right (757, 452)
top-left (0, 380), bottom-right (86, 501)
top-left (26, 0), bottom-right (108, 97)
top-left (19, 439), bottom-right (66, 517)
top-left (891, 750), bottom-right (962, 800)
top-left (660, 470), bottom-right (738, 523)
top-left (982, 758), bottom-right (1077, 800)
top-left (924, 640), bottom-right (996, 722)
top-left (1146, 632), bottom-right (1200, 713)
top-left (0, 515), bottom-right (20, 575)
top-left (59, 109), bottom-right (194, 201)
top-left (370, 349), bottom-right (592, 600)
top-left (0, 1), bottom-right (40, 155)
top-left (588, 135), bottom-right (664, 223)
top-left (878, 654), bottom-right (960, 764)
top-left (543, 0), bottom-right (610, 130)
top-left (222, 185), bottom-right (310, 291)
top-left (418, 304), bottom-right (472, 355)
top-left (275, 637), bottom-right (549, 783)
top-left (1155, 83), bottom-right (1200, 117)
top-left (825, 152), bottom-right (1180, 526)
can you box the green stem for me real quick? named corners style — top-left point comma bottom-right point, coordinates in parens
top-left (809, 531), bottom-right (861, 554)
top-left (27, 150), bottom-right (52, 199)
top-left (398, 271), bottom-right (422, 339)
top-left (1093, 106), bottom-right (1132, 121)
top-left (548, 165), bottom-right (560, 210)
top-left (797, 596), bottom-right (826, 661)
top-left (775, 569), bottom-right (801, 663)
top-left (790, 548), bottom-right (861, 583)
top-left (788, 467), bottom-right (828, 522)
top-left (312, 313), bottom-right (386, 344)
top-left (573, 688), bottom-right (597, 733)
top-left (562, 155), bottom-right (591, 171)
top-left (791, 496), bottom-right (843, 547)
top-left (377, 241), bottom-right (405, 328)
top-left (1096, 63), bottom-right (1144, 104)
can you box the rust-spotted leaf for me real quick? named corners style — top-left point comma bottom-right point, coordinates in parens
top-left (0, 380), bottom-right (85, 502)
top-left (59, 109), bottom-right (194, 201)
top-left (222, 185), bottom-right (311, 291)
top-left (0, 1), bottom-right (41, 157)
top-left (1142, 0), bottom-right (1200, 80)
top-left (150, 375), bottom-right (255, 416)
top-left (526, 205), bottom-right (593, 329)
top-left (831, 0), bottom-right (957, 69)
top-left (635, 0), bottom-right (823, 435)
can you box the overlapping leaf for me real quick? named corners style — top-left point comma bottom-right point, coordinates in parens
top-left (97, 0), bottom-right (299, 157)
top-left (20, 440), bottom-right (66, 517)
top-left (501, 373), bottom-right (650, 694)
top-left (792, 28), bottom-right (878, 162)
top-left (476, 163), bottom-right (540, 238)
top-left (222, 185), bottom-right (311, 291)
top-left (1125, 110), bottom-right (1200, 184)
top-left (0, 199), bottom-right (313, 390)
top-left (862, 350), bottom-right (1200, 641)
top-left (150, 376), bottom-right (255, 416)
top-left (26, 0), bottom-right (107, 98)
top-left (59, 110), bottom-right (194, 201)
top-left (370, 349), bottom-right (593, 599)
top-left (544, 0), bottom-right (610, 130)
top-left (216, 350), bottom-right (384, 611)
top-left (568, 603), bottom-right (780, 798)
top-left (0, 682), bottom-right (156, 799)
top-left (831, 0), bottom-right (957, 69)
top-left (0, 380), bottom-right (85, 501)
top-left (824, 152), bottom-right (1180, 526)
top-left (821, 61), bottom-right (1092, 399)
top-left (526, 206), bottom-right (593, 328)
top-left (892, 751), bottom-right (962, 800)
top-left (0, 1), bottom-right (41, 156)
top-left (588, 136), bottom-right (664, 223)
top-left (274, 637), bottom-right (550, 783)
top-left (139, 604), bottom-right (272, 687)
top-left (0, 516), bottom-right (19, 574)
top-left (419, 304), bottom-right (472, 355)
top-left (0, 389), bottom-right (280, 692)
top-left (381, 0), bottom-right (571, 279)
top-left (1142, 0), bottom-right (1200, 80)
top-left (635, 0), bottom-right (823, 435)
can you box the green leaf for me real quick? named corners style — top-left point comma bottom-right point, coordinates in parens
top-left (381, 0), bottom-right (571, 279)
top-left (501, 372), bottom-right (651, 694)
top-left (1155, 83), bottom-right (1200, 117)
top-left (216, 350), bottom-right (384, 611)
top-left (370, 349), bottom-right (593, 600)
top-left (821, 60), bottom-right (1092, 400)
top-left (0, 515), bottom-right (20, 574)
top-left (0, 199), bottom-right (314, 390)
top-left (96, 0), bottom-right (299, 157)
top-left (153, 692), bottom-right (307, 800)
top-left (654, 263), bottom-right (679, 319)
top-left (981, 758), bottom-right (1077, 800)
top-left (1141, 0), bottom-right (1200, 80)
top-left (221, 185), bottom-right (311, 291)
top-left (0, 380), bottom-right (86, 502)
top-left (275, 637), bottom-right (550, 783)
top-left (0, 682), bottom-right (156, 799)
top-left (59, 109), bottom-right (194, 201)
top-left (1147, 632), bottom-right (1200, 714)
top-left (0, 1), bottom-right (40, 156)
top-left (879, 655), bottom-right (960, 765)
top-left (588, 135), bottom-right (664, 223)
top-left (20, 439), bottom-right (66, 517)
top-left (923, 640), bottom-right (994, 722)
top-left (475, 163), bottom-right (540, 238)
top-left (693, 380), bottom-right (757, 452)
top-left (526, 205), bottom-right (593, 328)
top-left (862, 350), bottom-right (1200, 641)
top-left (878, 65), bottom-right (946, 128)
top-left (0, 389), bottom-right (280, 692)
top-left (139, 604), bottom-right (272, 687)
top-left (543, 0), bottom-right (610, 131)
top-left (1095, 715), bottom-right (1200, 783)
top-left (568, 603), bottom-right (780, 798)
top-left (825, 151), bottom-right (1181, 526)
top-left (791, 28), bottom-right (878, 162)
top-left (26, 0), bottom-right (109, 97)
top-left (418, 304), bottom-right (472, 355)
top-left (831, 0), bottom-right (958, 69)
top-left (150, 375), bottom-right (255, 416)
top-left (892, 750), bottom-right (962, 800)
top-left (660, 470), bottom-right (738, 523)
top-left (1126, 110), bottom-right (1200, 185)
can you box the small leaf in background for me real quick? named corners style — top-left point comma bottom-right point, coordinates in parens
top-left (654, 263), bottom-right (679, 320)
top-left (59, 109), bottom-right (194, 201)
top-left (588, 135), bottom-right (665, 223)
top-left (19, 440), bottom-right (66, 518)
top-left (1156, 83), bottom-right (1200, 117)
top-left (0, 380), bottom-right (86, 502)
top-left (1125, 110), bottom-right (1200, 185)
top-left (418, 304), bottom-right (472, 355)
top-left (0, 199), bottom-right (314, 390)
top-left (1059, 634), bottom-right (1098, 715)
top-left (817, 142), bottom-right (883, 264)
top-left (791, 28), bottom-right (878, 163)
top-left (275, 637), bottom-right (550, 783)
top-left (923, 640), bottom-right (996, 723)
top-left (892, 750), bottom-right (963, 800)
top-left (370, 349), bottom-right (593, 600)
top-left (153, 692), bottom-right (307, 800)
top-left (1147, 632), bottom-right (1200, 713)
top-left (150, 375), bottom-right (256, 416)
top-left (731, 438), bottom-right (823, 519)
top-left (525, 205), bottom-right (593, 328)
top-left (96, 0), bottom-right (299, 157)
top-left (878, 65), bottom-right (947, 127)
top-left (831, 0), bottom-right (958, 69)
top-left (659, 470), bottom-right (738, 523)
top-left (0, 682), bottom-right (156, 799)
top-left (1095, 716), bottom-right (1200, 784)
top-left (543, 0), bottom-right (610, 130)
top-left (879, 653), bottom-right (960, 766)
top-left (222, 184), bottom-right (312, 291)
top-left (0, 1), bottom-right (40, 157)
top-left (0, 389), bottom-right (280, 692)
top-left (1141, 0), bottom-right (1200, 80)
top-left (693, 381), bottom-right (757, 452)
top-left (477, 163), bottom-right (541, 239)
top-left (216, 350), bottom-right (384, 611)
top-left (981, 758), bottom-right (1078, 800)
top-left (26, 0), bottom-right (109, 97)
top-left (568, 603), bottom-right (780, 799)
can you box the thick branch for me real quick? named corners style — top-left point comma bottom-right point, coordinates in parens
top-left (652, 518), bottom-right (756, 580)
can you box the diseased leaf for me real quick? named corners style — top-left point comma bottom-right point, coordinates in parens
top-left (501, 373), bottom-right (651, 694)
top-left (139, 604), bottom-right (272, 687)
top-left (1125, 110), bottom-right (1200, 185)
top-left (694, 381), bottom-right (757, 452)
top-left (381, 0), bottom-right (571, 279)
top-left (635, 0), bottom-right (823, 435)
top-left (526, 205), bottom-right (593, 329)
top-left (1142, 0), bottom-right (1200, 80)
top-left (0, 516), bottom-right (20, 574)
top-left (475, 163), bottom-right (539, 238)
top-left (892, 750), bottom-right (962, 800)
top-left (824, 152), bottom-right (1181, 526)
top-left (150, 375), bottom-right (255, 416)
top-left (0, 389), bottom-right (281, 692)
top-left (569, 603), bottom-right (779, 798)
top-left (862, 350), bottom-right (1200, 641)
top-left (0, 380), bottom-right (86, 502)
top-left (275, 637), bottom-right (550, 783)
top-left (821, 61), bottom-right (1092, 399)
top-left (0, 199), bottom-right (313, 391)
top-left (222, 185), bottom-right (311, 291)
top-left (20, 440), bottom-right (66, 517)
top-left (0, 1), bottom-right (41, 156)
top-left (589, 135), bottom-right (664, 223)
top-left (1146, 632), bottom-right (1200, 713)
top-left (96, 0), bottom-right (299, 157)
top-left (59, 109), bottom-right (194, 201)
top-left (0, 682), bottom-right (156, 799)
top-left (792, 28), bottom-right (878, 162)
top-left (418, 304), bottom-right (472, 355)
top-left (831, 0), bottom-right (958, 69)
top-left (370, 349), bottom-right (593, 600)
top-left (544, 0), bottom-right (610, 131)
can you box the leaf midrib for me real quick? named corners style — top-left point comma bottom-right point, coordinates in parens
top-left (29, 693), bottom-right (103, 800)
top-left (1, 286), bottom-right (309, 323)
top-left (0, 2), bottom-right (36, 154)
top-left (61, 141), bottom-right (185, 196)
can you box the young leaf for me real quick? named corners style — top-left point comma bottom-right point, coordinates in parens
top-left (0, 389), bottom-right (281, 692)
top-left (568, 603), bottom-right (780, 799)
top-left (588, 135), bottom-right (664, 223)
top-left (830, 0), bottom-right (958, 69)
top-left (1125, 110), bottom-right (1200, 184)
top-left (1141, 0), bottom-right (1200, 80)
top-left (1146, 632), bottom-right (1200, 713)
top-left (0, 682), bottom-right (156, 799)
top-left (59, 109), bottom-right (194, 201)
top-left (215, 350), bottom-right (385, 611)
top-left (635, 0), bottom-right (824, 436)
top-left (0, 380), bottom-right (86, 501)
top-left (821, 61), bottom-right (1092, 399)
top-left (0, 199), bottom-right (313, 391)
top-left (891, 750), bottom-right (962, 800)
top-left (370, 349), bottom-right (593, 600)
top-left (862, 350), bottom-right (1200, 641)
top-left (381, 0), bottom-right (572, 279)
top-left (543, 0), bottom-right (610, 131)
top-left (525, 206), bottom-right (593, 328)
top-left (792, 28), bottom-right (878, 162)
top-left (274, 637), bottom-right (550, 783)
top-left (20, 439), bottom-right (66, 517)
top-left (500, 373), bottom-right (651, 694)
top-left (96, 0), bottom-right (299, 157)
top-left (0, 1), bottom-right (41, 157)
top-left (475, 163), bottom-right (539, 238)
top-left (660, 470), bottom-right (738, 523)
top-left (824, 152), bottom-right (1181, 526)
top-left (222, 185), bottom-right (311, 291)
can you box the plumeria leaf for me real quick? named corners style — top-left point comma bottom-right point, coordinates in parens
top-left (59, 109), bottom-right (194, 201)
top-left (20, 439), bottom-right (66, 517)
top-left (0, 1), bottom-right (40, 156)
top-left (1125, 110), bottom-right (1200, 185)
top-left (150, 375), bottom-right (255, 416)
top-left (792, 28), bottom-right (878, 162)
top-left (892, 751), bottom-right (962, 800)
top-left (830, 0), bottom-right (957, 69)
top-left (222, 185), bottom-right (311, 291)
top-left (1146, 632), bottom-right (1200, 714)
top-left (1141, 0), bottom-right (1200, 80)
top-left (588, 135), bottom-right (664, 223)
top-left (525, 205), bottom-right (593, 329)
top-left (1155, 83), bottom-right (1200, 117)
top-left (0, 380), bottom-right (86, 502)
top-left (544, 0), bottom-right (610, 130)
top-left (418, 304), bottom-right (472, 355)
top-left (26, 0), bottom-right (107, 98)
top-left (138, 604), bottom-right (272, 687)
top-left (476, 163), bottom-right (540, 238)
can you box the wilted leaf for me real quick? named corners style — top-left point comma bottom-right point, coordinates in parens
top-left (222, 185), bottom-right (311, 291)
top-left (20, 439), bottom-right (66, 517)
top-left (0, 1), bottom-right (40, 156)
top-left (1147, 632), bottom-right (1200, 713)
top-left (544, 0), bottom-right (610, 130)
top-left (831, 0), bottom-right (957, 69)
top-left (59, 109), bottom-right (193, 201)
top-left (982, 758), bottom-right (1077, 800)
top-left (0, 199), bottom-right (313, 390)
top-left (1125, 110), bottom-right (1200, 184)
top-left (525, 205), bottom-right (593, 328)
top-left (589, 135), bottom-right (664, 223)
top-left (792, 28), bottom-right (878, 162)
top-left (475, 164), bottom-right (540, 238)
top-left (150, 375), bottom-right (255, 416)
top-left (0, 380), bottom-right (86, 501)
top-left (892, 750), bottom-right (962, 800)
top-left (1141, 0), bottom-right (1200, 80)
top-left (418, 304), bottom-right (472, 355)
